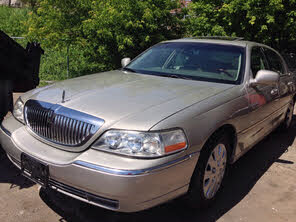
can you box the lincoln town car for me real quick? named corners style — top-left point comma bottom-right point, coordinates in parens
top-left (1, 38), bottom-right (295, 212)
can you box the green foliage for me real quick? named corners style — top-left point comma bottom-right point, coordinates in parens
top-left (26, 0), bottom-right (92, 48)
top-left (82, 0), bottom-right (184, 70)
top-left (25, 0), bottom-right (184, 74)
top-left (3, 0), bottom-right (296, 82)
top-left (0, 6), bottom-right (29, 37)
top-left (186, 1), bottom-right (227, 37)
top-left (39, 45), bottom-right (101, 81)
top-left (187, 0), bottom-right (296, 52)
top-left (20, 0), bottom-right (38, 11)
top-left (0, 5), bottom-right (92, 81)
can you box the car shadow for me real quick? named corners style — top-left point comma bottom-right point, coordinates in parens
top-left (38, 116), bottom-right (296, 222)
top-left (0, 146), bottom-right (35, 189)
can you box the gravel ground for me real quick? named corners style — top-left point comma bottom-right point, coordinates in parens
top-left (0, 95), bottom-right (295, 222)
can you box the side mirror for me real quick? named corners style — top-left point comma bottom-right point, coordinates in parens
top-left (121, 58), bottom-right (131, 68)
top-left (250, 70), bottom-right (280, 87)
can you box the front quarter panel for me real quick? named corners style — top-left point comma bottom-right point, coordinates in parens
top-left (150, 85), bottom-right (250, 161)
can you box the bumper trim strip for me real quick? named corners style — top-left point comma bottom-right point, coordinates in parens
top-left (0, 124), bottom-right (11, 137)
top-left (74, 152), bottom-right (199, 176)
top-left (49, 179), bottom-right (119, 209)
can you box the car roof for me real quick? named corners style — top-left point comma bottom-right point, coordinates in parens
top-left (163, 38), bottom-right (269, 49)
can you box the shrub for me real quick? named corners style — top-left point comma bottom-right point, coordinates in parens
top-left (0, 6), bottom-right (29, 37)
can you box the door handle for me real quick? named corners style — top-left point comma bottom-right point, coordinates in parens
top-left (288, 82), bottom-right (293, 86)
top-left (271, 88), bottom-right (279, 95)
top-left (287, 82), bottom-right (295, 91)
top-left (250, 102), bottom-right (259, 109)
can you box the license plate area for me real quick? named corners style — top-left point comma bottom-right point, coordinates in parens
top-left (21, 153), bottom-right (49, 187)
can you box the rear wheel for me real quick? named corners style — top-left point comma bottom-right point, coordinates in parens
top-left (187, 133), bottom-right (230, 208)
top-left (280, 102), bottom-right (294, 130)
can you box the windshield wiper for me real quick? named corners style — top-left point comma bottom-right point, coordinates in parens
top-left (217, 68), bottom-right (233, 78)
top-left (160, 74), bottom-right (191, 80)
top-left (122, 67), bottom-right (136, 73)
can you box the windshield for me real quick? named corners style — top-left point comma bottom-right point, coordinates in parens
top-left (126, 42), bottom-right (245, 84)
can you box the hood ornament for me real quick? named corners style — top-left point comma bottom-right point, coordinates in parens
top-left (62, 90), bottom-right (66, 103)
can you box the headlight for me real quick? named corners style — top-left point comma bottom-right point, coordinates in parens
top-left (92, 129), bottom-right (187, 157)
top-left (13, 97), bottom-right (25, 124)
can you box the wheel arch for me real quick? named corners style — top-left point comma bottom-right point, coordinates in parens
top-left (201, 124), bottom-right (237, 163)
top-left (186, 123), bottom-right (237, 206)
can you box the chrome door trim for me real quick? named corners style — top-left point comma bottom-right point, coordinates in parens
top-left (238, 103), bottom-right (287, 135)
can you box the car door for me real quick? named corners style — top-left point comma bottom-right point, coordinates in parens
top-left (262, 47), bottom-right (296, 112)
top-left (243, 46), bottom-right (281, 149)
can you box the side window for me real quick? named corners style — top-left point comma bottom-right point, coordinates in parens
top-left (263, 48), bottom-right (285, 74)
top-left (251, 47), bottom-right (268, 77)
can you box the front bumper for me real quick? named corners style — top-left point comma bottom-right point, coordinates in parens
top-left (0, 117), bottom-right (199, 212)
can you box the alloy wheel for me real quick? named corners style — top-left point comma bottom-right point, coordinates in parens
top-left (203, 144), bottom-right (227, 199)
top-left (285, 104), bottom-right (294, 128)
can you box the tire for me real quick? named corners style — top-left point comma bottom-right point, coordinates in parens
top-left (280, 102), bottom-right (294, 131)
top-left (186, 132), bottom-right (231, 209)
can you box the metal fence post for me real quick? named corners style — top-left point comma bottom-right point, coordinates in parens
top-left (67, 44), bottom-right (70, 79)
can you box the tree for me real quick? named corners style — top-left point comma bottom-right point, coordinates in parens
top-left (25, 0), bottom-right (184, 77)
top-left (186, 0), bottom-right (227, 37)
top-left (186, 0), bottom-right (296, 52)
top-left (25, 0), bottom-right (92, 48)
top-left (82, 0), bottom-right (184, 70)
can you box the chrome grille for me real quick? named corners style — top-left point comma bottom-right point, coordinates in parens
top-left (24, 100), bottom-right (104, 147)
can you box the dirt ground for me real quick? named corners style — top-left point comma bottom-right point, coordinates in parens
top-left (0, 95), bottom-right (295, 222)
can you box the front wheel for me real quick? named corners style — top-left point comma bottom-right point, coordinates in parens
top-left (186, 134), bottom-right (230, 208)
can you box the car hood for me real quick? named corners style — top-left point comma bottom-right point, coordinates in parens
top-left (22, 70), bottom-right (234, 131)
